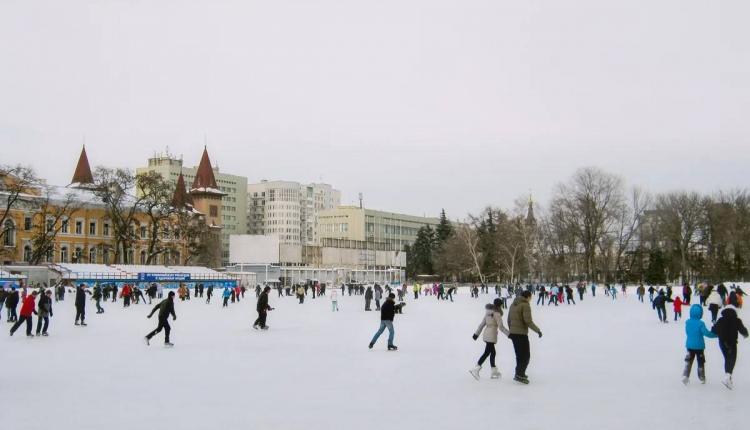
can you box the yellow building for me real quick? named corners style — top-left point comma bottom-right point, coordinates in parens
top-left (1, 146), bottom-right (221, 266)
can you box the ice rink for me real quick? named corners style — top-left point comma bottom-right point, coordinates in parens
top-left (3, 287), bottom-right (745, 430)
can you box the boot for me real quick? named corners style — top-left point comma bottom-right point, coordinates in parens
top-left (469, 365), bottom-right (481, 381)
top-left (722, 374), bottom-right (733, 390)
top-left (368, 342), bottom-right (374, 349)
top-left (698, 366), bottom-right (706, 384)
top-left (387, 345), bottom-right (398, 351)
top-left (491, 367), bottom-right (501, 379)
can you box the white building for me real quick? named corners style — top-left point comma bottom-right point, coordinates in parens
top-left (247, 180), bottom-right (340, 245)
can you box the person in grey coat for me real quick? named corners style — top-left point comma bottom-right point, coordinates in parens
top-left (469, 298), bottom-right (509, 380)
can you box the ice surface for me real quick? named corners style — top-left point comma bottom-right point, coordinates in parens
top-left (3, 288), bottom-right (744, 430)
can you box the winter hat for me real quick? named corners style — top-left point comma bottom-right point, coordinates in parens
top-left (493, 298), bottom-right (503, 307)
top-left (168, 291), bottom-right (175, 298)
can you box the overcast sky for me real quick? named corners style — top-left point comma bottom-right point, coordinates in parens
top-left (1, 0), bottom-right (746, 219)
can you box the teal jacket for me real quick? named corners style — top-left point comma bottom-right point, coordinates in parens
top-left (685, 304), bottom-right (717, 350)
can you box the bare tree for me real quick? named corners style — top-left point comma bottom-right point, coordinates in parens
top-left (610, 187), bottom-right (652, 281)
top-left (550, 167), bottom-right (625, 281)
top-left (136, 171), bottom-right (175, 264)
top-left (654, 191), bottom-right (705, 284)
top-left (456, 222), bottom-right (486, 284)
top-left (29, 189), bottom-right (82, 264)
top-left (0, 165), bottom-right (41, 255)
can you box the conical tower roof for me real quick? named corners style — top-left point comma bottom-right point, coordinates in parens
top-left (71, 145), bottom-right (94, 186)
top-left (190, 147), bottom-right (224, 195)
top-left (172, 172), bottom-right (194, 209)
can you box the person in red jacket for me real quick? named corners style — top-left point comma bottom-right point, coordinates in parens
top-left (674, 296), bottom-right (684, 321)
top-left (10, 291), bottom-right (38, 337)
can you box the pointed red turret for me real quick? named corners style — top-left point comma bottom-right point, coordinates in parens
top-left (71, 145), bottom-right (94, 185)
top-left (190, 147), bottom-right (220, 192)
top-left (172, 172), bottom-right (194, 209)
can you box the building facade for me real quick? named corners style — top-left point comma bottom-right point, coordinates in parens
top-left (1, 147), bottom-right (198, 267)
top-left (246, 180), bottom-right (340, 246)
top-left (318, 206), bottom-right (441, 250)
top-left (136, 149), bottom-right (246, 265)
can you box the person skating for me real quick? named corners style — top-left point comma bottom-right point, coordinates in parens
top-left (145, 291), bottom-right (177, 347)
top-left (369, 293), bottom-right (398, 351)
top-left (711, 307), bottom-right (749, 390)
top-left (706, 287), bottom-right (723, 323)
top-left (565, 285), bottom-right (576, 305)
top-left (648, 286), bottom-right (656, 302)
top-left (682, 304), bottom-right (717, 385)
top-left (652, 291), bottom-right (670, 323)
top-left (206, 285), bottom-right (213, 304)
top-left (35, 290), bottom-right (53, 336)
top-left (297, 285), bottom-right (305, 304)
top-left (636, 284), bottom-right (645, 303)
top-left (222, 287), bottom-right (231, 307)
top-left (374, 285), bottom-right (382, 310)
top-left (470, 298), bottom-right (510, 380)
top-left (331, 288), bottom-right (339, 311)
top-left (507, 291), bottom-right (542, 384)
top-left (74, 284), bottom-right (91, 326)
top-left (5, 286), bottom-right (19, 322)
top-left (673, 296), bottom-right (683, 321)
top-left (93, 284), bottom-right (104, 314)
top-left (253, 286), bottom-right (274, 330)
top-left (9, 291), bottom-right (38, 337)
top-left (365, 287), bottom-right (373, 311)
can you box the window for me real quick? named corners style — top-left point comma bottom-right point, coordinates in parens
top-left (24, 216), bottom-right (32, 231)
top-left (3, 219), bottom-right (14, 246)
top-left (210, 205), bottom-right (218, 217)
top-left (60, 246), bottom-right (68, 263)
top-left (140, 226), bottom-right (147, 239)
top-left (89, 221), bottom-right (96, 236)
top-left (140, 250), bottom-right (146, 265)
top-left (23, 245), bottom-right (32, 262)
top-left (89, 247), bottom-right (97, 263)
top-left (46, 219), bottom-right (54, 233)
top-left (103, 223), bottom-right (110, 236)
top-left (45, 249), bottom-right (53, 263)
top-left (73, 247), bottom-right (82, 263)
top-left (75, 220), bottom-right (83, 235)
top-left (103, 249), bottom-right (110, 265)
top-left (61, 219), bottom-right (69, 234)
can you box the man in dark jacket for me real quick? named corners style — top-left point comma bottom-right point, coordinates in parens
top-left (253, 286), bottom-right (274, 330)
top-left (712, 307), bottom-right (749, 389)
top-left (652, 291), bottom-right (670, 323)
top-left (365, 287), bottom-right (373, 311)
top-left (145, 291), bottom-right (177, 346)
top-left (5, 287), bottom-right (19, 322)
top-left (507, 291), bottom-right (542, 384)
top-left (369, 293), bottom-right (398, 351)
top-left (74, 284), bottom-right (91, 326)
top-left (35, 290), bottom-right (53, 336)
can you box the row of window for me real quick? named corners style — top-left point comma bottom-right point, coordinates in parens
top-left (19, 244), bottom-right (182, 266)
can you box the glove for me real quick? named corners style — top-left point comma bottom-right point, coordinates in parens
top-left (147, 314), bottom-right (152, 319)
top-left (472, 334), bottom-right (478, 341)
top-left (538, 331), bottom-right (543, 338)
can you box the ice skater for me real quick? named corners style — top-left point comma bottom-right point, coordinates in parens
top-left (365, 286), bottom-right (373, 311)
top-left (682, 304), bottom-right (717, 385)
top-left (5, 286), bottom-right (19, 322)
top-left (331, 288), bottom-right (339, 311)
top-left (711, 307), bottom-right (748, 389)
top-left (706, 287), bottom-right (723, 323)
top-left (145, 291), bottom-right (176, 347)
top-left (74, 284), bottom-right (91, 326)
top-left (507, 291), bottom-right (542, 384)
top-left (35, 290), bottom-right (53, 336)
top-left (470, 298), bottom-right (509, 380)
top-left (253, 286), bottom-right (274, 330)
top-left (222, 286), bottom-right (231, 307)
top-left (673, 296), bottom-right (683, 321)
top-left (369, 293), bottom-right (398, 351)
top-left (93, 284), bottom-right (104, 314)
top-left (9, 291), bottom-right (38, 337)
top-left (652, 291), bottom-right (669, 323)
top-left (206, 285), bottom-right (213, 304)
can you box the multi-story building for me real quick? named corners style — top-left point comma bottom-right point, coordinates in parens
top-left (318, 206), bottom-right (440, 250)
top-left (136, 149), bottom-right (246, 265)
top-left (0, 147), bottom-right (214, 266)
top-left (246, 180), bottom-right (340, 245)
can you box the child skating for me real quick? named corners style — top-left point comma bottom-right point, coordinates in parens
top-left (682, 304), bottom-right (717, 385)
top-left (711, 307), bottom-right (748, 390)
top-left (470, 298), bottom-right (509, 380)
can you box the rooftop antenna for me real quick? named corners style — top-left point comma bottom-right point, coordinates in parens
top-left (358, 193), bottom-right (363, 209)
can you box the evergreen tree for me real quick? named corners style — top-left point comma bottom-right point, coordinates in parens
top-left (411, 225), bottom-right (435, 275)
top-left (644, 249), bottom-right (667, 285)
top-left (435, 209), bottom-right (453, 244)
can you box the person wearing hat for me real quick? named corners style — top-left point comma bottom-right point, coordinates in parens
top-left (10, 291), bottom-right (38, 337)
top-left (35, 290), bottom-right (53, 336)
top-left (74, 284), bottom-right (91, 326)
top-left (253, 286), bottom-right (274, 330)
top-left (469, 298), bottom-right (509, 380)
top-left (369, 293), bottom-right (398, 351)
top-left (5, 286), bottom-right (19, 322)
top-left (145, 291), bottom-right (177, 347)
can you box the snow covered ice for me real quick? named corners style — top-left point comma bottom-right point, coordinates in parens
top-left (3, 288), bottom-right (745, 430)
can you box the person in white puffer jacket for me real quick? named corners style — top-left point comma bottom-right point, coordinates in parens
top-left (469, 298), bottom-right (510, 380)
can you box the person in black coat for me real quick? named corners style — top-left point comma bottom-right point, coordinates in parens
top-left (145, 291), bottom-right (177, 346)
top-left (5, 287), bottom-right (19, 322)
top-left (36, 290), bottom-right (53, 336)
top-left (74, 284), bottom-right (91, 326)
top-left (365, 287), bottom-right (373, 311)
top-left (253, 286), bottom-right (274, 330)
top-left (712, 307), bottom-right (749, 388)
top-left (652, 291), bottom-right (670, 323)
top-left (368, 294), bottom-right (399, 350)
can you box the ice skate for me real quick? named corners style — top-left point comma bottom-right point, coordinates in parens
top-left (387, 344), bottom-right (398, 351)
top-left (698, 367), bottom-right (706, 384)
top-left (368, 342), bottom-right (374, 349)
top-left (42, 333), bottom-right (48, 337)
top-left (164, 342), bottom-right (174, 347)
top-left (681, 376), bottom-right (689, 385)
top-left (144, 336), bottom-right (150, 346)
top-left (722, 374), bottom-right (733, 390)
top-left (27, 333), bottom-right (34, 338)
top-left (491, 368), bottom-right (501, 380)
top-left (513, 374), bottom-right (529, 384)
top-left (261, 326), bottom-right (269, 330)
top-left (469, 365), bottom-right (481, 381)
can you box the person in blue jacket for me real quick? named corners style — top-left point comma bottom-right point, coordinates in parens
top-left (222, 287), bottom-right (231, 307)
top-left (682, 304), bottom-right (717, 385)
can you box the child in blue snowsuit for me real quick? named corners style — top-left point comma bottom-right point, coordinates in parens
top-left (682, 304), bottom-right (717, 384)
top-left (222, 287), bottom-right (231, 307)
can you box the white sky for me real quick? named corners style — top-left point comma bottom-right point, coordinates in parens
top-left (1, 0), bottom-right (747, 219)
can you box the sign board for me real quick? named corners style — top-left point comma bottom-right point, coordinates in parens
top-left (137, 273), bottom-right (191, 282)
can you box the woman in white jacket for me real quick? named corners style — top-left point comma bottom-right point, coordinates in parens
top-left (470, 298), bottom-right (510, 380)
top-left (706, 287), bottom-right (724, 323)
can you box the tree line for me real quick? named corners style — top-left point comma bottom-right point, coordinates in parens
top-left (406, 167), bottom-right (750, 285)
